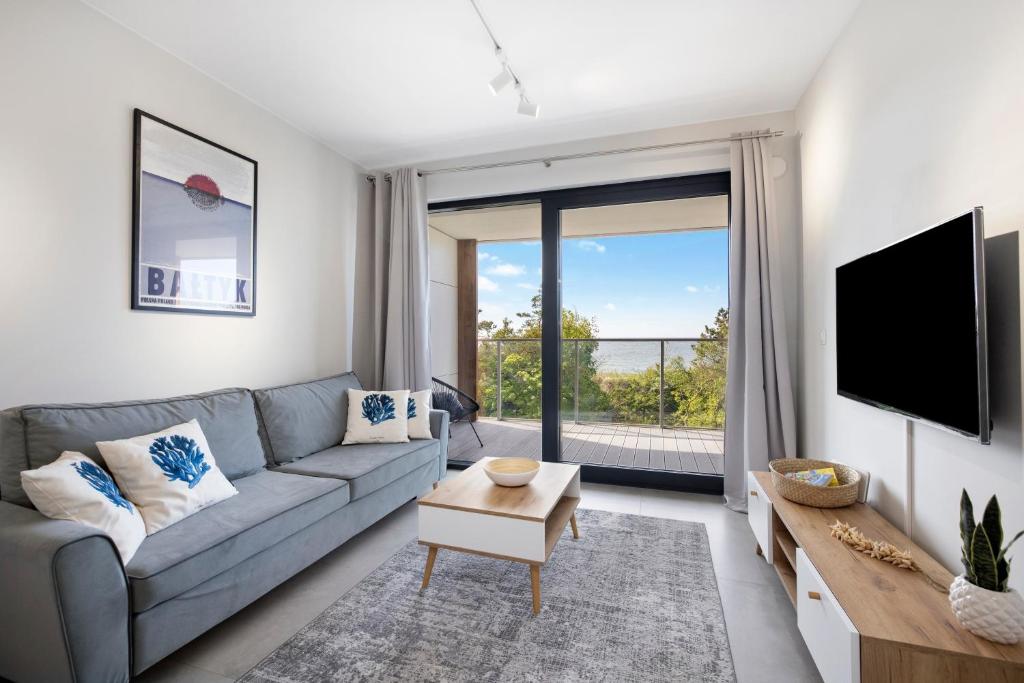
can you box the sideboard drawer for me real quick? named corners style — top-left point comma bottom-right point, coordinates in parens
top-left (796, 548), bottom-right (860, 683)
top-left (747, 471), bottom-right (772, 564)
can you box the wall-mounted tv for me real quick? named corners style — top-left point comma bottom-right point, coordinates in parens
top-left (836, 208), bottom-right (990, 444)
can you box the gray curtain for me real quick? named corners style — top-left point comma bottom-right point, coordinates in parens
top-left (367, 168), bottom-right (432, 391)
top-left (723, 132), bottom-right (797, 512)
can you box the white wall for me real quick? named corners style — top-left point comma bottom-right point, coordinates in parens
top-left (796, 0), bottom-right (1024, 588)
top-left (0, 0), bottom-right (363, 406)
top-left (428, 227), bottom-right (458, 387)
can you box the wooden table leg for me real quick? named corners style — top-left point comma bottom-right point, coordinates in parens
top-left (421, 546), bottom-right (438, 591)
top-left (530, 565), bottom-right (541, 615)
top-left (569, 513), bottom-right (579, 539)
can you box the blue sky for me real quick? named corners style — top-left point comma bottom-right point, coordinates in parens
top-left (477, 229), bottom-right (728, 338)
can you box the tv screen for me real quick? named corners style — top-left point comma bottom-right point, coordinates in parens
top-left (836, 208), bottom-right (990, 443)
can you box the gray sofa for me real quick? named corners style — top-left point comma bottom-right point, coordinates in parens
top-left (0, 372), bottom-right (449, 683)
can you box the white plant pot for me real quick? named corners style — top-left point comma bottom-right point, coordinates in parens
top-left (949, 574), bottom-right (1024, 644)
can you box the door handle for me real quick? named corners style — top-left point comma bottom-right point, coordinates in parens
top-left (807, 591), bottom-right (821, 601)
top-left (750, 490), bottom-right (758, 497)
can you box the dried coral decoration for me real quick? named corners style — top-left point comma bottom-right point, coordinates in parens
top-left (829, 520), bottom-right (947, 592)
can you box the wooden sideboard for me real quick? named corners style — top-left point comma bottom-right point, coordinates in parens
top-left (747, 471), bottom-right (1024, 683)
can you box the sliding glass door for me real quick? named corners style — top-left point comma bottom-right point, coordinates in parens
top-left (429, 173), bottom-right (729, 493)
top-left (555, 199), bottom-right (728, 487)
top-left (426, 203), bottom-right (544, 464)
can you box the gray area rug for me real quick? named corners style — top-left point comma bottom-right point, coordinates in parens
top-left (240, 508), bottom-right (735, 682)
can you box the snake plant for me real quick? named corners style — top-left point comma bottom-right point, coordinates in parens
top-left (960, 490), bottom-right (1024, 592)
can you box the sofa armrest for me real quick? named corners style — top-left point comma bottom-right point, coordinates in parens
top-left (428, 409), bottom-right (450, 479)
top-left (0, 501), bottom-right (131, 683)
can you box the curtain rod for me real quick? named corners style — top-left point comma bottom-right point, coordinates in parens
top-left (365, 129), bottom-right (784, 182)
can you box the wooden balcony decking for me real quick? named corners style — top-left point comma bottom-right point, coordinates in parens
top-left (447, 418), bottom-right (724, 475)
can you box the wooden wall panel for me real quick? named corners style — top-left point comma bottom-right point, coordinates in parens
top-left (457, 240), bottom-right (477, 414)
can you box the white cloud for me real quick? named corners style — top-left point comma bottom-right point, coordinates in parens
top-left (604, 303), bottom-right (616, 311)
top-left (703, 284), bottom-right (722, 293)
top-left (578, 240), bottom-right (606, 253)
top-left (685, 285), bottom-right (699, 293)
top-left (487, 263), bottom-right (525, 277)
top-left (478, 276), bottom-right (499, 292)
top-left (478, 251), bottom-right (493, 261)
top-left (477, 302), bottom-right (507, 325)
top-left (516, 282), bottom-right (538, 290)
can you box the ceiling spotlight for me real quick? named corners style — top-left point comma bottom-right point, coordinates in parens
top-left (517, 95), bottom-right (539, 118)
top-left (470, 0), bottom-right (538, 119)
top-left (489, 67), bottom-right (514, 95)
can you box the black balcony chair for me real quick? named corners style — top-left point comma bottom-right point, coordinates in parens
top-left (431, 377), bottom-right (483, 447)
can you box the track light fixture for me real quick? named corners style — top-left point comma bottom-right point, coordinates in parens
top-left (517, 97), bottom-right (539, 118)
top-left (489, 67), bottom-right (514, 95)
top-left (470, 0), bottom-right (539, 118)
top-left (516, 88), bottom-right (539, 118)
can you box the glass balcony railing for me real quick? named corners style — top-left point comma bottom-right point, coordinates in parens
top-left (476, 337), bottom-right (726, 429)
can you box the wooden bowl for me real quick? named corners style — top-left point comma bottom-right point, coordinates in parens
top-left (483, 458), bottom-right (540, 487)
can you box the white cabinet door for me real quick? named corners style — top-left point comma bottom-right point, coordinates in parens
top-left (746, 471), bottom-right (772, 564)
top-left (796, 548), bottom-right (860, 683)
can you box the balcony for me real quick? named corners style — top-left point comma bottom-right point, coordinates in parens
top-left (447, 337), bottom-right (725, 475)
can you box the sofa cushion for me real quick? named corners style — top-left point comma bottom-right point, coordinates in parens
top-left (0, 408), bottom-right (30, 505)
top-left (19, 389), bottom-right (266, 482)
top-left (125, 470), bottom-right (349, 612)
top-left (97, 420), bottom-right (238, 536)
top-left (254, 372), bottom-right (362, 466)
top-left (342, 389), bottom-right (410, 445)
top-left (274, 440), bottom-right (440, 500)
top-left (20, 452), bottom-right (147, 564)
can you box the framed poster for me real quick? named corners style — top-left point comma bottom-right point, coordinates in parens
top-left (132, 109), bottom-right (257, 316)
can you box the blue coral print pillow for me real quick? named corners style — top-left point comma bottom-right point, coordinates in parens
top-left (21, 452), bottom-right (147, 563)
top-left (97, 419), bottom-right (237, 535)
top-left (407, 389), bottom-right (433, 439)
top-left (342, 389), bottom-right (410, 444)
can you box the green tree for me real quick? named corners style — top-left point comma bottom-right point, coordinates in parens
top-left (476, 295), bottom-right (728, 430)
top-left (670, 307), bottom-right (728, 427)
top-left (589, 308), bottom-right (727, 427)
top-left (476, 291), bottom-right (605, 419)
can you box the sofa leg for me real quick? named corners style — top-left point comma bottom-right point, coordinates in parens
top-left (433, 481), bottom-right (439, 490)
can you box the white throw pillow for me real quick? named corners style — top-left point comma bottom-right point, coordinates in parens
top-left (21, 452), bottom-right (147, 564)
top-left (342, 389), bottom-right (410, 444)
top-left (97, 419), bottom-right (237, 535)
top-left (407, 389), bottom-right (433, 440)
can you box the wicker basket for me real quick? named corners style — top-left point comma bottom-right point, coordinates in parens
top-left (769, 459), bottom-right (860, 508)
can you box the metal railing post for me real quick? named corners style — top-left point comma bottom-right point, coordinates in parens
top-left (496, 339), bottom-right (503, 421)
top-left (574, 339), bottom-right (580, 425)
top-left (658, 340), bottom-right (665, 429)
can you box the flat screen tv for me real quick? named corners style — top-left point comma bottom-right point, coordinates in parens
top-left (836, 207), bottom-right (990, 444)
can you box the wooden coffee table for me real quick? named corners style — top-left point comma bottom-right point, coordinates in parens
top-left (417, 457), bottom-right (581, 614)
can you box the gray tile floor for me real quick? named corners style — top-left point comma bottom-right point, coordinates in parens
top-left (138, 471), bottom-right (821, 683)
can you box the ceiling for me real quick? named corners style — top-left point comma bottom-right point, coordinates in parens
top-left (83, 0), bottom-right (860, 169)
top-left (429, 196), bottom-right (728, 242)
